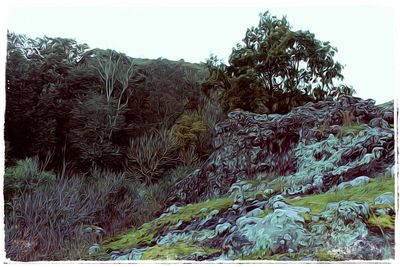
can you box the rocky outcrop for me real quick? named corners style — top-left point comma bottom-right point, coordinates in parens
top-left (88, 96), bottom-right (396, 261)
top-left (166, 96), bottom-right (394, 206)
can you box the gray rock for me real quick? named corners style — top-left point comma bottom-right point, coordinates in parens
top-left (166, 204), bottom-right (181, 214)
top-left (87, 243), bottom-right (101, 255)
top-left (318, 201), bottom-right (369, 247)
top-left (263, 188), bottom-right (274, 196)
top-left (128, 248), bottom-right (146, 260)
top-left (272, 201), bottom-right (289, 209)
top-left (269, 194), bottom-right (284, 204)
top-left (373, 192), bottom-right (394, 206)
top-left (246, 208), bottom-right (264, 217)
top-left (115, 254), bottom-right (129, 260)
top-left (234, 208), bottom-right (310, 256)
top-left (199, 207), bottom-right (208, 213)
top-left (231, 204), bottom-right (240, 210)
top-left (336, 176), bottom-right (370, 191)
top-left (215, 222), bottom-right (232, 235)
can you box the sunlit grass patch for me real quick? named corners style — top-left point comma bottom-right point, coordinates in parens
top-left (285, 177), bottom-right (394, 215)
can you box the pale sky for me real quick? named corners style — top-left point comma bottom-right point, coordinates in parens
top-left (4, 0), bottom-right (398, 104)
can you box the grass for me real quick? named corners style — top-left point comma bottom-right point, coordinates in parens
top-left (140, 241), bottom-right (219, 260)
top-left (341, 124), bottom-right (367, 136)
top-left (367, 214), bottom-right (395, 230)
top-left (285, 177), bottom-right (394, 215)
top-left (101, 197), bottom-right (233, 252)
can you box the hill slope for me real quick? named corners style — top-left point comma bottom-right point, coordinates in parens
top-left (86, 96), bottom-right (395, 261)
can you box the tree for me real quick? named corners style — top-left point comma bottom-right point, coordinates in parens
top-left (202, 11), bottom-right (354, 113)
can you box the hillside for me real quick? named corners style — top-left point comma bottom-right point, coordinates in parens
top-left (4, 13), bottom-right (396, 262)
top-left (85, 96), bottom-right (395, 261)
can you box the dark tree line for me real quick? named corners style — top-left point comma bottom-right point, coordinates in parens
top-left (5, 31), bottom-right (214, 175)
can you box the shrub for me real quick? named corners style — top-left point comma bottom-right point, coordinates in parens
top-left (4, 167), bottom-right (168, 261)
top-left (125, 129), bottom-right (180, 185)
top-left (172, 111), bottom-right (208, 149)
top-left (196, 97), bottom-right (226, 158)
top-left (4, 157), bottom-right (56, 201)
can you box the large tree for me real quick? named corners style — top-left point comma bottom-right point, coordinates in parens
top-left (202, 11), bottom-right (354, 113)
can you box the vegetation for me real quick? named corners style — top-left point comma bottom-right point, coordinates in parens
top-left (4, 10), bottom-right (363, 261)
top-left (285, 176), bottom-right (394, 214)
top-left (202, 11), bottom-right (354, 113)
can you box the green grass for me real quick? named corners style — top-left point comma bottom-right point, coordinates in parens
top-left (285, 177), bottom-right (394, 215)
top-left (100, 197), bottom-right (233, 252)
top-left (341, 124), bottom-right (367, 136)
top-left (367, 214), bottom-right (395, 230)
top-left (141, 241), bottom-right (219, 260)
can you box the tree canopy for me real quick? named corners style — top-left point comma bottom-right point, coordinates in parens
top-left (202, 11), bottom-right (355, 114)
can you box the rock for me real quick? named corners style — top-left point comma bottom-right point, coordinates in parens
top-left (231, 204), bottom-right (240, 210)
top-left (272, 201), bottom-right (289, 209)
top-left (373, 192), bottom-right (394, 206)
top-left (128, 248), bottom-right (146, 260)
top-left (336, 176), bottom-right (370, 191)
top-left (269, 194), bottom-right (284, 204)
top-left (115, 254), bottom-right (129, 260)
top-left (300, 255), bottom-right (315, 261)
top-left (263, 188), bottom-right (274, 196)
top-left (232, 208), bottom-right (311, 256)
top-left (199, 207), bottom-right (208, 213)
top-left (87, 243), bottom-right (101, 255)
top-left (280, 255), bottom-right (291, 261)
top-left (215, 222), bottom-right (232, 236)
top-left (235, 216), bottom-right (258, 229)
top-left (312, 216), bottom-right (320, 222)
top-left (166, 96), bottom-right (394, 207)
top-left (242, 183), bottom-right (253, 191)
top-left (246, 208), bottom-right (263, 217)
top-left (318, 201), bottom-right (369, 247)
top-left (81, 225), bottom-right (105, 235)
top-left (166, 204), bottom-right (181, 214)
top-left (209, 209), bottom-right (220, 216)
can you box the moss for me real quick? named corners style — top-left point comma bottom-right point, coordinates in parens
top-left (314, 249), bottom-right (339, 261)
top-left (159, 197), bottom-right (234, 224)
top-left (102, 197), bottom-right (233, 252)
top-left (285, 177), bottom-right (394, 215)
top-left (367, 214), bottom-right (395, 230)
top-left (81, 251), bottom-right (110, 261)
top-left (141, 241), bottom-right (219, 260)
top-left (245, 179), bottom-right (262, 187)
top-left (341, 124), bottom-right (367, 136)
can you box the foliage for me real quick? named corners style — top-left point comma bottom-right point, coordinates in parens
top-left (202, 12), bottom-right (354, 113)
top-left (4, 162), bottom-right (185, 261)
top-left (172, 112), bottom-right (208, 148)
top-left (5, 32), bottom-right (207, 173)
top-left (4, 157), bottom-right (56, 202)
top-left (69, 92), bottom-right (124, 171)
top-left (125, 129), bottom-right (180, 185)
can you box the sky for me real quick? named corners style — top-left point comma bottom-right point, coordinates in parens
top-left (3, 0), bottom-right (398, 104)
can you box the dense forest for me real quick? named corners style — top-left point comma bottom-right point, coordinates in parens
top-left (4, 12), bottom-right (371, 261)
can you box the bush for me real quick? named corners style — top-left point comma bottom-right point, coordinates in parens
top-left (4, 157), bottom-right (56, 201)
top-left (196, 98), bottom-right (226, 158)
top-left (4, 166), bottom-right (174, 261)
top-left (172, 111), bottom-right (208, 149)
top-left (125, 129), bottom-right (180, 185)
